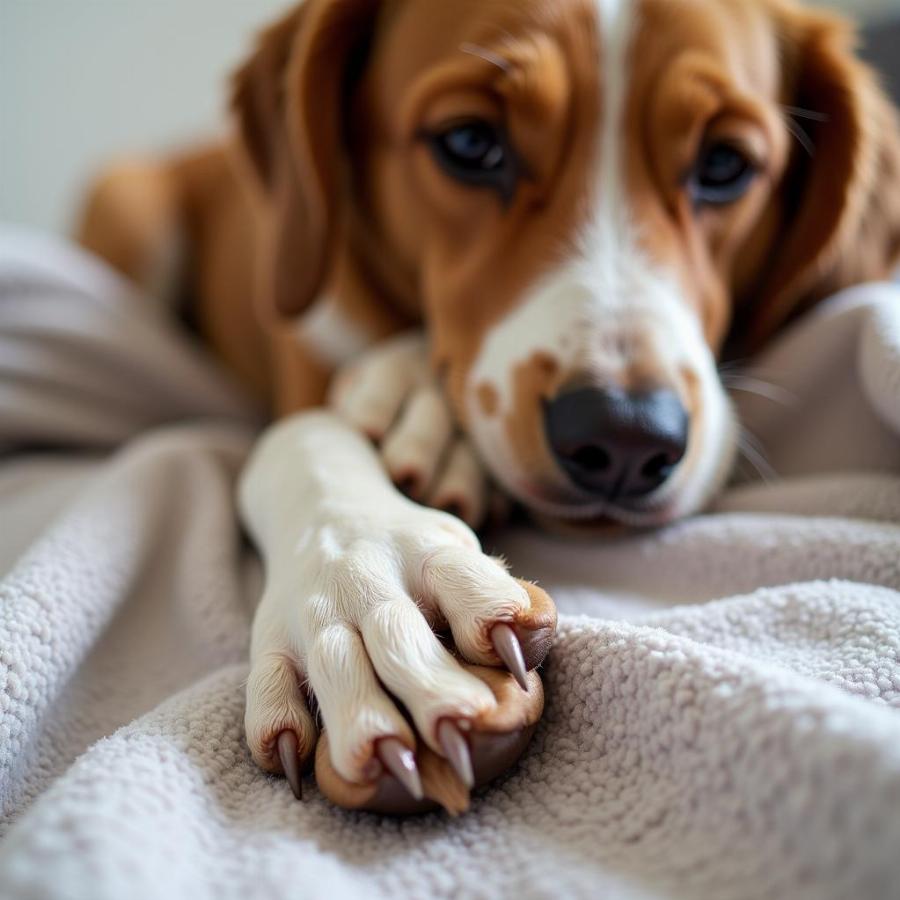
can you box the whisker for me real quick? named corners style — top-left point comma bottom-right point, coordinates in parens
top-left (720, 359), bottom-right (802, 383)
top-left (785, 117), bottom-right (815, 157)
top-left (722, 375), bottom-right (798, 407)
top-left (737, 429), bottom-right (777, 484)
top-left (781, 104), bottom-right (830, 123)
top-left (717, 358), bottom-right (752, 375)
top-left (459, 42), bottom-right (512, 72)
top-left (737, 440), bottom-right (775, 484)
top-left (740, 426), bottom-right (770, 456)
top-left (734, 456), bottom-right (759, 483)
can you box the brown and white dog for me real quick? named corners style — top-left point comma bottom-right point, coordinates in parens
top-left (79, 0), bottom-right (900, 811)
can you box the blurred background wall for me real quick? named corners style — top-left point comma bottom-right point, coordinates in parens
top-left (1, 0), bottom-right (898, 235)
top-left (0, 0), bottom-right (292, 233)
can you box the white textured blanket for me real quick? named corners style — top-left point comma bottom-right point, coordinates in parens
top-left (1, 227), bottom-right (899, 900)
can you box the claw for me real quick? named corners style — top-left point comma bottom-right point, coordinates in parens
top-left (277, 730), bottom-right (303, 801)
top-left (437, 719), bottom-right (474, 789)
top-left (491, 623), bottom-right (529, 691)
top-left (377, 737), bottom-right (424, 801)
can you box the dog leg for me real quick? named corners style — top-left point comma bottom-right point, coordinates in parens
top-left (239, 411), bottom-right (556, 809)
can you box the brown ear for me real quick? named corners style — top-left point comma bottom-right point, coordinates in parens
top-left (231, 0), bottom-right (380, 321)
top-left (743, 5), bottom-right (900, 348)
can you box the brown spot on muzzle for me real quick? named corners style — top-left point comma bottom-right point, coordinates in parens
top-left (504, 351), bottom-right (567, 479)
top-left (532, 352), bottom-right (559, 379)
top-left (477, 381), bottom-right (500, 417)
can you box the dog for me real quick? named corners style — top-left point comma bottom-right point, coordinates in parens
top-left (78, 0), bottom-right (900, 811)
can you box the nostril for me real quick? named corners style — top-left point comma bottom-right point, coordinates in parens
top-left (571, 444), bottom-right (611, 472)
top-left (640, 452), bottom-right (676, 481)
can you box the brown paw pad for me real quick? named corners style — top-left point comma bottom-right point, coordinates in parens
top-left (314, 666), bottom-right (545, 815)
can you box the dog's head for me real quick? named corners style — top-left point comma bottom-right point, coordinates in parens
top-left (233, 0), bottom-right (900, 525)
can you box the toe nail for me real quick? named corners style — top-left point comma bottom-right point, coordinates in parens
top-left (437, 719), bottom-right (474, 789)
top-left (276, 730), bottom-right (303, 801)
top-left (491, 623), bottom-right (529, 691)
top-left (377, 737), bottom-right (424, 801)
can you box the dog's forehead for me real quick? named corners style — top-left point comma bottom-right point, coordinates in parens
top-left (631, 0), bottom-right (781, 95)
top-left (381, 0), bottom-right (597, 43)
top-left (374, 0), bottom-right (778, 88)
top-left (372, 0), bottom-right (599, 86)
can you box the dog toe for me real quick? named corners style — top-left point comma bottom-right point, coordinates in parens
top-left (381, 383), bottom-right (455, 499)
top-left (330, 332), bottom-right (430, 441)
top-left (358, 593), bottom-right (498, 750)
top-left (244, 652), bottom-right (318, 796)
top-left (304, 623), bottom-right (418, 787)
top-left (419, 547), bottom-right (558, 674)
top-left (426, 438), bottom-right (490, 528)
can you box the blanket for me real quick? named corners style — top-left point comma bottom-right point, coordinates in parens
top-left (1, 225), bottom-right (899, 900)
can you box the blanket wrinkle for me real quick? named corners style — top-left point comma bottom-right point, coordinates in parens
top-left (1, 228), bottom-right (899, 900)
top-left (0, 225), bottom-right (262, 454)
top-left (0, 423), bottom-right (254, 830)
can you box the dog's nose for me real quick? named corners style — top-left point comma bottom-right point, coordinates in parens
top-left (544, 387), bottom-right (689, 499)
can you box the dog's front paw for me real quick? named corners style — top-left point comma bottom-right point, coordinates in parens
top-left (244, 501), bottom-right (556, 813)
top-left (314, 664), bottom-right (546, 815)
top-left (329, 331), bottom-right (495, 528)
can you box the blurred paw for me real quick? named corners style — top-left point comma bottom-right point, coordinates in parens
top-left (330, 331), bottom-right (493, 528)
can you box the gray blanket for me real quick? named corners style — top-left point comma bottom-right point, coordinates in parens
top-left (1, 226), bottom-right (899, 900)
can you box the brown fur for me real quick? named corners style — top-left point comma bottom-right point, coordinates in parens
top-left (77, 0), bottom-right (900, 421)
top-left (740, 2), bottom-right (900, 347)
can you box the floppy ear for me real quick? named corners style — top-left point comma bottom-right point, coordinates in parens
top-left (231, 0), bottom-right (380, 322)
top-left (743, 5), bottom-right (900, 348)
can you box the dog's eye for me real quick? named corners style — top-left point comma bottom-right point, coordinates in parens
top-left (426, 120), bottom-right (518, 201)
top-left (439, 122), bottom-right (505, 170)
top-left (690, 143), bottom-right (756, 205)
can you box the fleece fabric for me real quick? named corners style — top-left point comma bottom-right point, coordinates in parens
top-left (1, 226), bottom-right (899, 900)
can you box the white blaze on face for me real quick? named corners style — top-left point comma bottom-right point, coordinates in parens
top-left (466, 0), bottom-right (736, 521)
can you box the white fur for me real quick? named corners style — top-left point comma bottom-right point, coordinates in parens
top-left (466, 0), bottom-right (736, 524)
top-left (297, 295), bottom-right (374, 367)
top-left (330, 331), bottom-right (431, 436)
top-left (239, 411), bottom-right (529, 782)
top-left (426, 437), bottom-right (490, 528)
top-left (331, 331), bottom-right (492, 526)
top-left (381, 382), bottom-right (454, 493)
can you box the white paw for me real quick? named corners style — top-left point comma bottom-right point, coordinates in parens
top-left (240, 420), bottom-right (555, 800)
top-left (329, 331), bottom-right (493, 528)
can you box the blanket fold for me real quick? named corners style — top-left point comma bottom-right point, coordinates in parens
top-left (1, 229), bottom-right (899, 900)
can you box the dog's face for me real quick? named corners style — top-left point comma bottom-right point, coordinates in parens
top-left (235, 0), bottom-right (900, 525)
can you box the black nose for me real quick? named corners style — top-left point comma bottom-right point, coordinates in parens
top-left (544, 387), bottom-right (689, 500)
